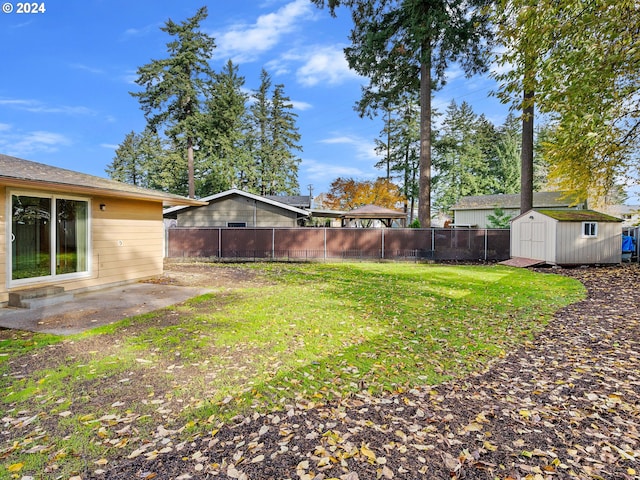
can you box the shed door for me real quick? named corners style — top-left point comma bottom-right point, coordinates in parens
top-left (520, 221), bottom-right (546, 260)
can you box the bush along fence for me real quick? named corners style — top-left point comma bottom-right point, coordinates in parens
top-left (166, 227), bottom-right (511, 262)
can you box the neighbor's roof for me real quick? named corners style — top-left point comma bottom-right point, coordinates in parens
top-left (342, 204), bottom-right (405, 219)
top-left (163, 188), bottom-right (311, 217)
top-left (0, 153), bottom-right (205, 207)
top-left (534, 209), bottom-right (623, 222)
top-left (264, 195), bottom-right (311, 209)
top-left (452, 191), bottom-right (584, 210)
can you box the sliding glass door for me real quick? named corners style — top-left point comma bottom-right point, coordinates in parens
top-left (11, 193), bottom-right (89, 282)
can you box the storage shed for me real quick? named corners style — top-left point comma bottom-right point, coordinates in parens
top-left (510, 209), bottom-right (623, 265)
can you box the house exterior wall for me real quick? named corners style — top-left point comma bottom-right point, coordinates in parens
top-left (2, 189), bottom-right (164, 304)
top-left (554, 221), bottom-right (621, 264)
top-left (454, 208), bottom-right (520, 228)
top-left (177, 194), bottom-right (300, 228)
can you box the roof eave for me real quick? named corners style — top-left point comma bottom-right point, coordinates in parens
top-left (1, 177), bottom-right (206, 207)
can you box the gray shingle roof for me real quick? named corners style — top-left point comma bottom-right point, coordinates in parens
top-left (0, 153), bottom-right (203, 206)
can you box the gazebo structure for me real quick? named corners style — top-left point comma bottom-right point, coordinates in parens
top-left (341, 204), bottom-right (407, 228)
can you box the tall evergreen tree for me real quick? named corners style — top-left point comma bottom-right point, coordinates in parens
top-left (200, 59), bottom-right (251, 194)
top-left (432, 101), bottom-right (494, 212)
top-left (107, 128), bottom-right (166, 190)
top-left (269, 83), bottom-right (302, 195)
top-left (312, 0), bottom-right (494, 226)
top-left (130, 6), bottom-right (216, 198)
top-left (250, 70), bottom-right (302, 196)
top-left (374, 93), bottom-right (420, 220)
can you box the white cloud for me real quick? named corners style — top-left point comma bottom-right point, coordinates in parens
top-left (70, 63), bottom-right (104, 75)
top-left (214, 0), bottom-right (314, 62)
top-left (0, 126), bottom-right (72, 157)
top-left (121, 23), bottom-right (159, 39)
top-left (290, 100), bottom-right (313, 111)
top-left (319, 134), bottom-right (378, 161)
top-left (295, 45), bottom-right (360, 87)
top-left (0, 98), bottom-right (96, 116)
top-left (100, 143), bottom-right (119, 150)
top-left (304, 158), bottom-right (371, 182)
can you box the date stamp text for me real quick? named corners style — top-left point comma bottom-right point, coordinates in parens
top-left (2, 3), bottom-right (47, 14)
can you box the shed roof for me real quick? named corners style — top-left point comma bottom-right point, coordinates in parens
top-left (452, 191), bottom-right (584, 210)
top-left (534, 209), bottom-right (623, 222)
top-left (0, 153), bottom-right (204, 207)
top-left (163, 188), bottom-right (311, 217)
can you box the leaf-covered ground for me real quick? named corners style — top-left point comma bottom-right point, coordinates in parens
top-left (87, 264), bottom-right (639, 480)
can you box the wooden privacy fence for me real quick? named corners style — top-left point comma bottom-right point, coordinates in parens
top-left (166, 228), bottom-right (511, 262)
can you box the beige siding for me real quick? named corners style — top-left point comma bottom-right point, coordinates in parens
top-left (555, 222), bottom-right (621, 264)
top-left (455, 208), bottom-right (519, 228)
top-left (2, 192), bottom-right (164, 302)
top-left (178, 194), bottom-right (299, 227)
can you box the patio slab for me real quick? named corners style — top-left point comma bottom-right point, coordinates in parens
top-left (0, 282), bottom-right (212, 335)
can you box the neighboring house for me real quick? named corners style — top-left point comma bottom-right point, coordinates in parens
top-left (599, 204), bottom-right (640, 227)
top-left (451, 192), bottom-right (586, 228)
top-left (1, 153), bottom-right (203, 306)
top-left (164, 189), bottom-right (310, 228)
top-left (511, 209), bottom-right (623, 265)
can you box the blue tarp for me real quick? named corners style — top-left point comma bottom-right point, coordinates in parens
top-left (622, 234), bottom-right (636, 252)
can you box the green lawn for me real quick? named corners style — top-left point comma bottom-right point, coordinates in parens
top-left (0, 262), bottom-right (584, 478)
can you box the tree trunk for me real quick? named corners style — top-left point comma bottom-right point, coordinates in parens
top-left (418, 47), bottom-right (432, 227)
top-left (187, 136), bottom-right (195, 198)
top-left (520, 89), bottom-right (534, 214)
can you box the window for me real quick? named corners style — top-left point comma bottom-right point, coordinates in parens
top-left (10, 193), bottom-right (89, 282)
top-left (227, 222), bottom-right (247, 227)
top-left (582, 221), bottom-right (598, 238)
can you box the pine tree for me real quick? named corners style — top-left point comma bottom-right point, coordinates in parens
top-left (130, 6), bottom-right (216, 198)
top-left (249, 70), bottom-right (302, 196)
top-left (374, 93), bottom-right (420, 221)
top-left (312, 0), bottom-right (494, 226)
top-left (200, 59), bottom-right (251, 195)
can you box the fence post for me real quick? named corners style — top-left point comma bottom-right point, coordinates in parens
top-left (324, 228), bottom-right (327, 259)
top-left (484, 229), bottom-right (488, 261)
top-left (431, 228), bottom-right (435, 255)
top-left (381, 229), bottom-right (385, 259)
top-left (218, 228), bottom-right (222, 258)
top-left (272, 228), bottom-right (275, 259)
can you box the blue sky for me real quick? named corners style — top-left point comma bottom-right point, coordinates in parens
top-left (1, 0), bottom-right (510, 197)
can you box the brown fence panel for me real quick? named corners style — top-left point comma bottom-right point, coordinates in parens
top-left (273, 228), bottom-right (326, 259)
top-left (326, 229), bottom-right (382, 258)
top-left (166, 227), bottom-right (511, 261)
top-left (220, 228), bottom-right (274, 259)
top-left (383, 229), bottom-right (432, 259)
top-left (167, 228), bottom-right (219, 257)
